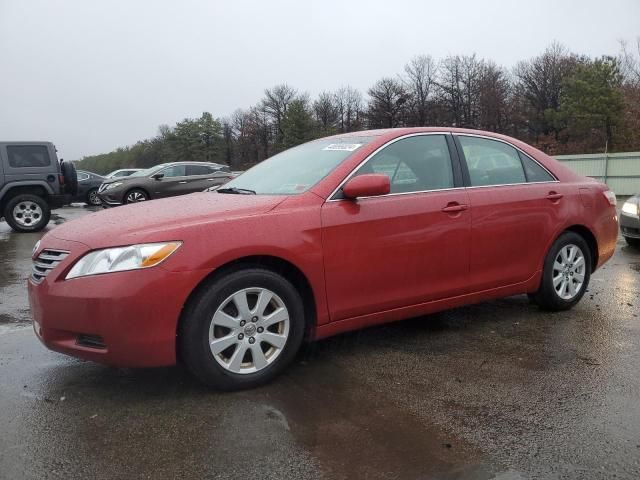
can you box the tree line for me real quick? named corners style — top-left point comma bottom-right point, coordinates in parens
top-left (76, 40), bottom-right (640, 174)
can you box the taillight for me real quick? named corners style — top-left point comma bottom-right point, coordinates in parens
top-left (59, 174), bottom-right (65, 185)
top-left (602, 190), bottom-right (616, 206)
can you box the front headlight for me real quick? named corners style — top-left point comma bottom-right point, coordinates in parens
top-left (622, 198), bottom-right (639, 217)
top-left (66, 242), bottom-right (182, 279)
top-left (103, 182), bottom-right (122, 191)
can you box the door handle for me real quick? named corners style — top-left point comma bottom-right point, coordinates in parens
top-left (441, 203), bottom-right (469, 213)
top-left (546, 192), bottom-right (563, 201)
top-left (179, 181), bottom-right (188, 184)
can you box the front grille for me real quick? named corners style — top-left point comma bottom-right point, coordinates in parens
top-left (31, 249), bottom-right (69, 284)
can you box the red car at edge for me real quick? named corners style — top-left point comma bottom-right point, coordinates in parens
top-left (28, 128), bottom-right (619, 390)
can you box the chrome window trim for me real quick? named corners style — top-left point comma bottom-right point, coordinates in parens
top-left (327, 132), bottom-right (454, 202)
top-left (454, 132), bottom-right (558, 183)
top-left (326, 132), bottom-right (560, 203)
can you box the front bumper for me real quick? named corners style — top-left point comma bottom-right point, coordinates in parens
top-left (97, 192), bottom-right (123, 207)
top-left (28, 237), bottom-right (208, 368)
top-left (620, 212), bottom-right (640, 239)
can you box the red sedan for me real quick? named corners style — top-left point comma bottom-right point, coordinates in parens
top-left (28, 128), bottom-right (619, 390)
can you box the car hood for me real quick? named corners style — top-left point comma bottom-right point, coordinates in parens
top-left (49, 192), bottom-right (288, 248)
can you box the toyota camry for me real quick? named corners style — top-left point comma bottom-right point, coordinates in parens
top-left (28, 128), bottom-right (619, 390)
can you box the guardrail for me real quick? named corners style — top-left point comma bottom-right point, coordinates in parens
top-left (555, 152), bottom-right (640, 195)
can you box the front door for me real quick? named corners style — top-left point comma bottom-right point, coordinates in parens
top-left (321, 134), bottom-right (471, 322)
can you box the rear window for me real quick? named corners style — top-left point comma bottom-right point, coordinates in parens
top-left (7, 145), bottom-right (51, 168)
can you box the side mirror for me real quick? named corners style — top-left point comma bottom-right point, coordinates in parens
top-left (342, 174), bottom-right (390, 199)
top-left (152, 173), bottom-right (164, 180)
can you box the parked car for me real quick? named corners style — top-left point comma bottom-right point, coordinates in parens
top-left (29, 128), bottom-right (618, 390)
top-left (98, 161), bottom-right (233, 205)
top-left (73, 170), bottom-right (105, 206)
top-left (620, 194), bottom-right (640, 248)
top-left (105, 168), bottom-right (142, 179)
top-left (0, 141), bottom-right (78, 232)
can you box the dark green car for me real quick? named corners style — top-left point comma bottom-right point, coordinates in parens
top-left (98, 162), bottom-right (234, 206)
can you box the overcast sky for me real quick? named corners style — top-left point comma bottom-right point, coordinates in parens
top-left (1, 0), bottom-right (638, 160)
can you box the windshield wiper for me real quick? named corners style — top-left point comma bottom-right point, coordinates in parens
top-left (216, 187), bottom-right (257, 195)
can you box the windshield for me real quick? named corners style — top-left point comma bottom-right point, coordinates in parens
top-left (129, 164), bottom-right (169, 177)
top-left (220, 137), bottom-right (376, 195)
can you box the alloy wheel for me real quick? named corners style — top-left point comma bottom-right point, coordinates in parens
top-left (552, 244), bottom-right (586, 300)
top-left (88, 190), bottom-right (102, 205)
top-left (126, 191), bottom-right (146, 203)
top-left (12, 201), bottom-right (43, 227)
top-left (209, 287), bottom-right (290, 374)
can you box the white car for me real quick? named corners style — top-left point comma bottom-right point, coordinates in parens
top-left (105, 168), bottom-right (143, 179)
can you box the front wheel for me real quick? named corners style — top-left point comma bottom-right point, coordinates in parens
top-left (530, 231), bottom-right (591, 311)
top-left (124, 188), bottom-right (148, 204)
top-left (179, 268), bottom-right (306, 390)
top-left (3, 194), bottom-right (51, 233)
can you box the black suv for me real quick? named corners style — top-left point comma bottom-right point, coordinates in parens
top-left (0, 142), bottom-right (78, 232)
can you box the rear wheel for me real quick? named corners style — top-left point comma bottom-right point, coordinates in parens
top-left (124, 188), bottom-right (148, 204)
top-left (180, 268), bottom-right (305, 390)
top-left (530, 231), bottom-right (591, 311)
top-left (3, 194), bottom-right (51, 233)
top-left (624, 236), bottom-right (640, 249)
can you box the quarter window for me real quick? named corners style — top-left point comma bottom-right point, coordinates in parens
top-left (7, 145), bottom-right (51, 168)
top-left (459, 136), bottom-right (526, 187)
top-left (519, 152), bottom-right (555, 182)
top-left (352, 135), bottom-right (454, 194)
top-left (77, 172), bottom-right (90, 181)
top-left (187, 165), bottom-right (215, 176)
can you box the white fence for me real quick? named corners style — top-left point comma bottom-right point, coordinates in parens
top-left (555, 152), bottom-right (640, 196)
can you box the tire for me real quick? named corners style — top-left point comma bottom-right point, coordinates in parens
top-left (124, 188), bottom-right (148, 204)
top-left (530, 231), bottom-right (591, 311)
top-left (624, 236), bottom-right (640, 249)
top-left (61, 161), bottom-right (78, 196)
top-left (3, 194), bottom-right (51, 233)
top-left (86, 188), bottom-right (102, 206)
top-left (180, 268), bottom-right (306, 390)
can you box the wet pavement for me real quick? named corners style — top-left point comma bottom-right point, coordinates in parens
top-left (1, 205), bottom-right (639, 479)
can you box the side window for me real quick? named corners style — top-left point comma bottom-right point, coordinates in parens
top-left (160, 165), bottom-right (186, 178)
top-left (187, 165), bottom-right (213, 176)
top-left (459, 136), bottom-right (526, 187)
top-left (519, 152), bottom-right (555, 182)
top-left (352, 135), bottom-right (454, 194)
top-left (7, 145), bottom-right (51, 168)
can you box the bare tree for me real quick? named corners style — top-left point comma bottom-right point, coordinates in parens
top-left (262, 84), bottom-right (298, 144)
top-left (402, 55), bottom-right (437, 126)
top-left (335, 86), bottom-right (364, 132)
top-left (366, 78), bottom-right (407, 128)
top-left (478, 61), bottom-right (511, 132)
top-left (313, 91), bottom-right (340, 132)
top-left (514, 42), bottom-right (581, 137)
top-left (437, 54), bottom-right (484, 127)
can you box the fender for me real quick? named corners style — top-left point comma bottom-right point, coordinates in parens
top-left (0, 180), bottom-right (55, 198)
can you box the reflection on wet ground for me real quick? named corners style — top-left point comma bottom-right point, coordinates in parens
top-left (1, 206), bottom-right (639, 479)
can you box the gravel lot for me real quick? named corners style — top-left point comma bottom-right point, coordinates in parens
top-left (1, 205), bottom-right (639, 479)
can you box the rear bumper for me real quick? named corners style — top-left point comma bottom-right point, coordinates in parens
top-left (28, 242), bottom-right (209, 367)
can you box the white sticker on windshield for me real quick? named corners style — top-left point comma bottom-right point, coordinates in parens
top-left (323, 143), bottom-right (363, 152)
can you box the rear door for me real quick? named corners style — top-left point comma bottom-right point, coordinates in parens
top-left (185, 165), bottom-right (232, 192)
top-left (321, 133), bottom-right (471, 321)
top-left (454, 134), bottom-right (568, 291)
